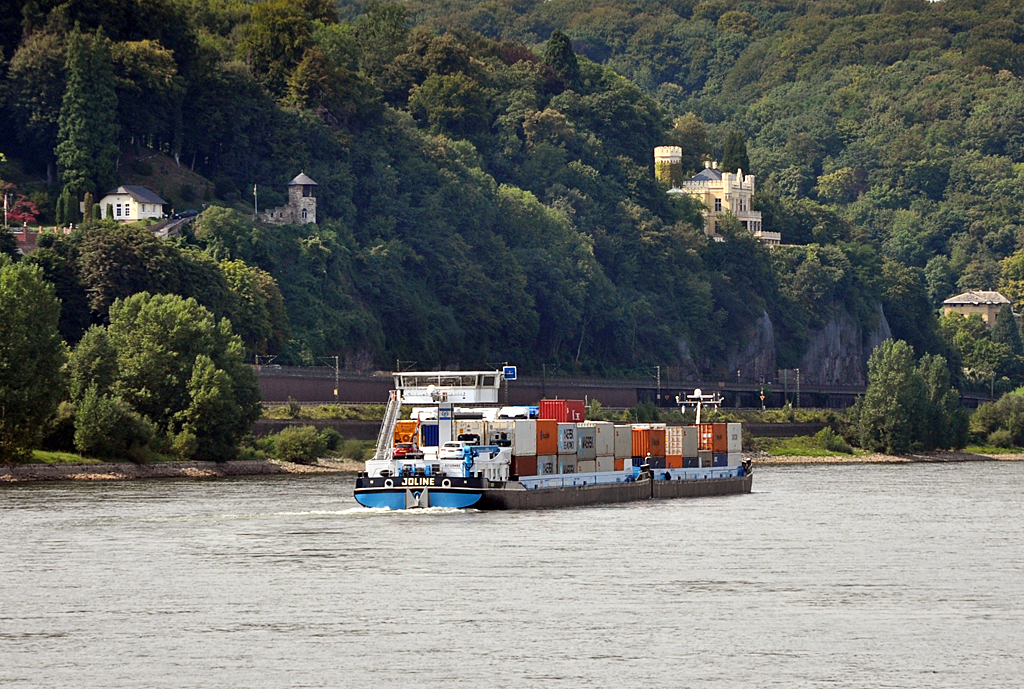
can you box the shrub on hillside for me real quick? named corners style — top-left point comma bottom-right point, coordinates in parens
top-left (73, 386), bottom-right (154, 459)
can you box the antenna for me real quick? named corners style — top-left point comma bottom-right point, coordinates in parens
top-left (675, 388), bottom-right (723, 425)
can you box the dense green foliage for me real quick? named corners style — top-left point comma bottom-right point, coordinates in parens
top-left (0, 257), bottom-right (68, 460)
top-left (851, 339), bottom-right (968, 454)
top-left (67, 292), bottom-right (262, 461)
top-left (5, 0), bottom-right (1024, 384)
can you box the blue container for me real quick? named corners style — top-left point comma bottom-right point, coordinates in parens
top-left (650, 457), bottom-right (667, 469)
top-left (683, 458), bottom-right (698, 468)
top-left (713, 453), bottom-right (728, 467)
top-left (421, 423), bottom-right (439, 448)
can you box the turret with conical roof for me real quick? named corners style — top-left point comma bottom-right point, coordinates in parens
top-left (262, 172), bottom-right (317, 225)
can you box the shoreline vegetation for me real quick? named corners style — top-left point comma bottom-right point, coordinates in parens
top-left (2, 451), bottom-right (1021, 484)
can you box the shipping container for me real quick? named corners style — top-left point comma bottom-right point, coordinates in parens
top-left (536, 455), bottom-right (557, 476)
top-left (536, 420), bottom-right (558, 455)
top-left (650, 457), bottom-right (667, 469)
top-left (614, 458), bottom-right (625, 471)
top-left (681, 425), bottom-right (699, 458)
top-left (577, 425), bottom-right (597, 460)
top-left (455, 420), bottom-right (486, 444)
top-left (712, 423), bottom-right (729, 453)
top-left (487, 419), bottom-right (537, 455)
top-left (420, 423), bottom-right (439, 448)
top-left (698, 423), bottom-right (714, 451)
top-left (728, 452), bottom-right (742, 466)
top-left (538, 399), bottom-right (586, 422)
top-left (558, 456), bottom-right (577, 474)
top-left (632, 426), bottom-right (667, 458)
top-left (581, 421), bottom-right (614, 456)
top-left (698, 450), bottom-right (714, 468)
top-left (713, 453), bottom-right (729, 467)
top-left (613, 425), bottom-right (633, 459)
top-left (511, 455), bottom-right (537, 477)
top-left (394, 420), bottom-right (418, 444)
top-left (666, 426), bottom-right (683, 456)
top-left (576, 459), bottom-right (597, 473)
top-left (666, 455), bottom-right (683, 469)
top-left (683, 458), bottom-right (698, 468)
top-left (557, 423), bottom-right (578, 454)
top-left (727, 423), bottom-right (742, 453)
top-left (596, 456), bottom-right (614, 472)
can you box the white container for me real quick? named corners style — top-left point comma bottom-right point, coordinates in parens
top-left (559, 456), bottom-right (578, 473)
top-left (577, 425), bottom-right (597, 460)
top-left (666, 426), bottom-right (683, 455)
top-left (576, 459), bottom-right (596, 473)
top-left (698, 450), bottom-right (713, 468)
top-left (682, 426), bottom-right (699, 458)
top-left (536, 455), bottom-right (557, 476)
top-left (486, 419), bottom-right (537, 456)
top-left (455, 420), bottom-right (485, 443)
top-left (582, 421), bottom-right (614, 456)
top-left (728, 451), bottom-right (743, 466)
top-left (613, 425), bottom-right (633, 459)
top-left (557, 423), bottom-right (577, 454)
top-left (596, 455), bottom-right (615, 472)
top-left (727, 423), bottom-right (742, 453)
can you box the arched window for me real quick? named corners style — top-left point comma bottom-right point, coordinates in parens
top-left (301, 209), bottom-right (308, 219)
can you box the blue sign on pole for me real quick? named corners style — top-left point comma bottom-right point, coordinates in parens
top-left (503, 366), bottom-right (517, 381)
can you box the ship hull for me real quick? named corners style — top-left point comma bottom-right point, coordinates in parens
top-left (354, 472), bottom-right (752, 510)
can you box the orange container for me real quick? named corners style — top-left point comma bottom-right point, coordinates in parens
top-left (614, 458), bottom-right (625, 471)
top-left (536, 419), bottom-right (558, 455)
top-left (666, 455), bottom-right (683, 468)
top-left (394, 420), bottom-right (418, 444)
top-left (712, 423), bottom-right (729, 453)
top-left (698, 423), bottom-right (714, 451)
top-left (649, 428), bottom-right (666, 457)
top-left (631, 426), bottom-right (667, 458)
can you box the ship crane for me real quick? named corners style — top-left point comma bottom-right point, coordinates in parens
top-left (676, 388), bottom-right (723, 425)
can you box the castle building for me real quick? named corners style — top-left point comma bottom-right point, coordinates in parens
top-left (261, 173), bottom-right (317, 225)
top-left (942, 290), bottom-right (1017, 328)
top-left (656, 147), bottom-right (780, 245)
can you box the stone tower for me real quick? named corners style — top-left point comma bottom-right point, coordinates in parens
top-left (654, 146), bottom-right (683, 187)
top-left (260, 172), bottom-right (317, 225)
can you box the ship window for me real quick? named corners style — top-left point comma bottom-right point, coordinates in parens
top-left (482, 376), bottom-right (495, 386)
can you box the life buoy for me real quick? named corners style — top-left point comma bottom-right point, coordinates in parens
top-left (384, 478), bottom-right (394, 488)
top-left (442, 478), bottom-right (452, 488)
top-left (400, 433), bottom-right (412, 443)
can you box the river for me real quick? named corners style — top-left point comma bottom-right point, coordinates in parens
top-left (2, 463), bottom-right (1022, 688)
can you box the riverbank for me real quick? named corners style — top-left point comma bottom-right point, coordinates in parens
top-left (0, 458), bottom-right (361, 483)
top-left (756, 450), bottom-right (1024, 465)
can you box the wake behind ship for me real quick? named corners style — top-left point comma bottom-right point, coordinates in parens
top-left (353, 369), bottom-right (752, 510)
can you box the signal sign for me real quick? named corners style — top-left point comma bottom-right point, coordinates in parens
top-left (503, 366), bottom-right (517, 380)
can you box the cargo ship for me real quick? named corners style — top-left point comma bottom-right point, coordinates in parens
top-left (353, 369), bottom-right (752, 510)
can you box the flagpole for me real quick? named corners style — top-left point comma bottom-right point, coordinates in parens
top-left (253, 184), bottom-right (258, 219)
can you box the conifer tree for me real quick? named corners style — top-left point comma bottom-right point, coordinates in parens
top-left (82, 192), bottom-right (93, 223)
top-left (543, 31), bottom-right (581, 92)
top-left (721, 130), bottom-right (750, 174)
top-left (56, 26), bottom-right (119, 197)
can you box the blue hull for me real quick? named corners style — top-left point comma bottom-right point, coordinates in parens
top-left (354, 488), bottom-right (482, 509)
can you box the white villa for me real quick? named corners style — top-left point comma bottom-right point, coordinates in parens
top-left (98, 185), bottom-right (168, 222)
top-left (656, 147), bottom-right (780, 245)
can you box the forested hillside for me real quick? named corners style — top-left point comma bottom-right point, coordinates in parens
top-left (3, 0), bottom-right (1024, 388)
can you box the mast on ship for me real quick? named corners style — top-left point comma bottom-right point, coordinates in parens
top-left (676, 388), bottom-right (723, 425)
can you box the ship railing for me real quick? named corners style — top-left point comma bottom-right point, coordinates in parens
top-left (372, 390), bottom-right (403, 463)
top-left (519, 467), bottom-right (742, 489)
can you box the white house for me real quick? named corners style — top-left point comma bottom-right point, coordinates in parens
top-left (98, 185), bottom-right (168, 222)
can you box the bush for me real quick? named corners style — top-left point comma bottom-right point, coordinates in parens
top-left (73, 386), bottom-right (154, 459)
top-left (987, 429), bottom-right (1013, 448)
top-left (273, 425), bottom-right (326, 464)
top-left (131, 159), bottom-right (153, 176)
top-left (814, 427), bottom-right (852, 454)
top-left (318, 427), bottom-right (343, 451)
top-left (40, 401), bottom-right (77, 451)
top-left (340, 439), bottom-right (374, 462)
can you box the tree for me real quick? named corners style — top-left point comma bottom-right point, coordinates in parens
top-left (720, 130), bottom-right (750, 175)
top-left (55, 26), bottom-right (119, 196)
top-left (858, 339), bottom-right (927, 454)
top-left (543, 31), bottom-right (581, 92)
top-left (0, 258), bottom-right (68, 461)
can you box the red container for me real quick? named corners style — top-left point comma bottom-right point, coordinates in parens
top-left (666, 455), bottom-right (683, 469)
top-left (512, 455), bottom-right (537, 477)
top-left (536, 420), bottom-right (558, 455)
top-left (698, 423), bottom-right (715, 451)
top-left (712, 423), bottom-right (729, 453)
top-left (538, 399), bottom-right (586, 422)
top-left (614, 458), bottom-right (625, 471)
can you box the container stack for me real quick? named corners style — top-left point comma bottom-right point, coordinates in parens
top-left (536, 419), bottom-right (557, 475)
top-left (582, 421), bottom-right (615, 472)
top-left (632, 424), bottom-right (667, 468)
top-left (538, 399), bottom-right (585, 422)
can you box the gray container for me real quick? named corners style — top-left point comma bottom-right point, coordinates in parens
top-left (577, 425), bottom-right (597, 460)
top-left (557, 423), bottom-right (577, 454)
